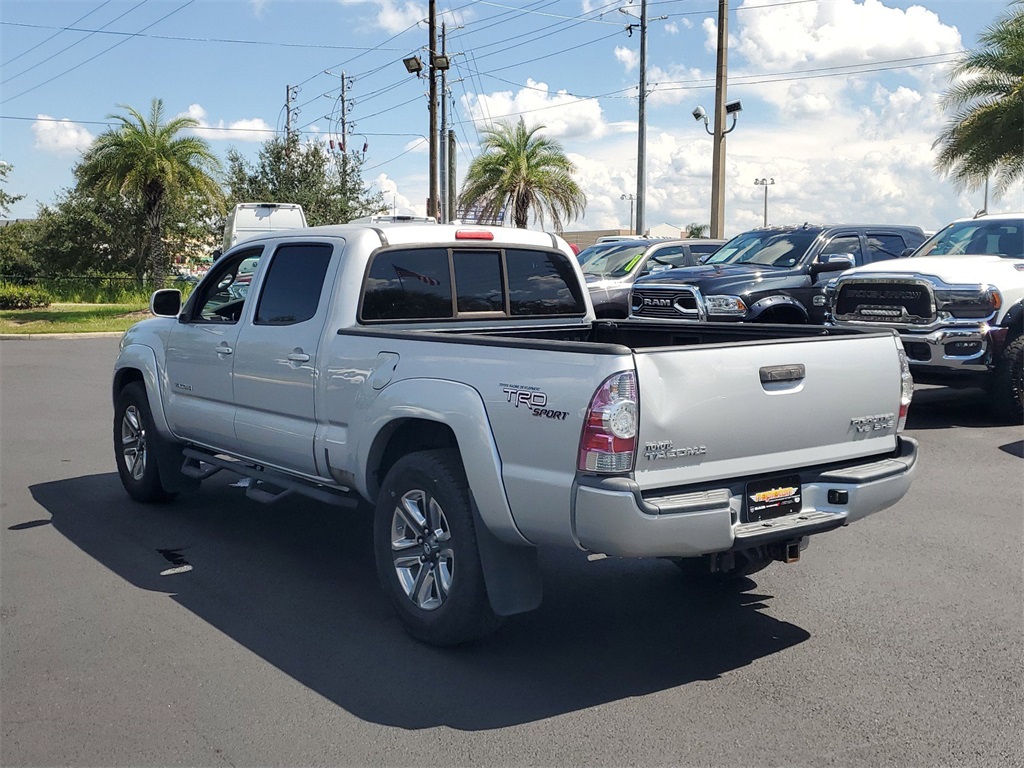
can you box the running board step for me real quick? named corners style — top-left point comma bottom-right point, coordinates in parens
top-left (181, 448), bottom-right (359, 509)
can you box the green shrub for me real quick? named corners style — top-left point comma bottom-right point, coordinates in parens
top-left (0, 285), bottom-right (53, 310)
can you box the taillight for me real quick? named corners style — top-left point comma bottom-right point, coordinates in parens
top-left (896, 341), bottom-right (914, 432)
top-left (455, 229), bottom-right (494, 240)
top-left (578, 371), bottom-right (638, 473)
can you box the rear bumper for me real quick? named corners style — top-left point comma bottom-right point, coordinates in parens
top-left (571, 437), bottom-right (918, 558)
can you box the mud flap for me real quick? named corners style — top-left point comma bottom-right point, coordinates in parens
top-left (151, 433), bottom-right (200, 493)
top-left (470, 498), bottom-right (542, 616)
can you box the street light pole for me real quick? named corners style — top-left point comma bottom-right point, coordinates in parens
top-left (636, 0), bottom-right (648, 237)
top-left (754, 177), bottom-right (775, 226)
top-left (621, 193), bottom-right (636, 234)
top-left (710, 0), bottom-right (729, 239)
top-left (428, 0), bottom-right (438, 221)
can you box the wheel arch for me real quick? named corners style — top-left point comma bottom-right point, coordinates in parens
top-left (1000, 299), bottom-right (1024, 341)
top-left (360, 377), bottom-right (529, 547)
top-left (747, 294), bottom-right (809, 323)
top-left (113, 344), bottom-right (172, 438)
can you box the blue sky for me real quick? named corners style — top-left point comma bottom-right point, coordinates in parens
top-left (2, 0), bottom-right (1021, 235)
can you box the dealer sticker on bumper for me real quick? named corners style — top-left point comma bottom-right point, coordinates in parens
top-left (746, 475), bottom-right (802, 521)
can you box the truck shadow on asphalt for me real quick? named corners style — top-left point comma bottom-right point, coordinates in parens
top-left (905, 386), bottom-right (1011, 430)
top-left (29, 472), bottom-right (809, 731)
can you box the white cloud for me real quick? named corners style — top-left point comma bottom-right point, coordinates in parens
top-left (335, 0), bottom-right (424, 34)
top-left (31, 116), bottom-right (94, 155)
top-left (374, 173), bottom-right (425, 217)
top-left (461, 79), bottom-right (621, 142)
top-left (615, 46), bottom-right (639, 71)
top-left (403, 137), bottom-right (428, 153)
top-left (181, 104), bottom-right (275, 142)
top-left (250, 0), bottom-right (268, 17)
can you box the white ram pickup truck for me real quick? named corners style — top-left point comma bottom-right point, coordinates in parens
top-left (113, 221), bottom-right (919, 645)
top-left (829, 212), bottom-right (1024, 422)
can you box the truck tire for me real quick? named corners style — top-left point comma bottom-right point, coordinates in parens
top-left (991, 335), bottom-right (1024, 424)
top-left (673, 552), bottom-right (773, 581)
top-left (373, 449), bottom-right (502, 646)
top-left (113, 382), bottom-right (177, 503)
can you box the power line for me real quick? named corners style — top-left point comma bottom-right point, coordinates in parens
top-left (1, 0), bottom-right (112, 67)
top-left (0, 20), bottom-right (409, 53)
top-left (1, 0), bottom-right (150, 85)
top-left (4, 1), bottom-right (196, 102)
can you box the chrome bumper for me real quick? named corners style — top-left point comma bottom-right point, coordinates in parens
top-left (571, 438), bottom-right (919, 558)
top-left (897, 326), bottom-right (1006, 372)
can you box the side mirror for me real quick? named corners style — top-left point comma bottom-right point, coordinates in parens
top-left (899, 247), bottom-right (915, 258)
top-left (649, 263), bottom-right (673, 274)
top-left (150, 288), bottom-right (182, 318)
top-left (809, 255), bottom-right (854, 277)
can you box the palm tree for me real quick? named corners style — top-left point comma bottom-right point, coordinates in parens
top-left (934, 2), bottom-right (1024, 195)
top-left (685, 222), bottom-right (710, 238)
top-left (458, 118), bottom-right (585, 230)
top-left (78, 98), bottom-right (223, 286)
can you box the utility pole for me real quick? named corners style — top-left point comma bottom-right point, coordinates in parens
top-left (340, 72), bottom-right (349, 177)
top-left (710, 0), bottom-right (729, 238)
top-left (439, 22), bottom-right (448, 223)
top-left (428, 0), bottom-right (439, 221)
top-left (285, 84), bottom-right (293, 140)
top-left (635, 0), bottom-right (648, 237)
top-left (448, 129), bottom-right (456, 221)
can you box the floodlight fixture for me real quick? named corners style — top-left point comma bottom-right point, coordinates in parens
top-left (403, 56), bottom-right (423, 75)
top-left (431, 53), bottom-right (450, 71)
top-left (725, 100), bottom-right (743, 115)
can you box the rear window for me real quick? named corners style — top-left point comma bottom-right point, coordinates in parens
top-left (360, 246), bottom-right (585, 322)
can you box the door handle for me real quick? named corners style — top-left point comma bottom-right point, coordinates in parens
top-left (217, 344), bottom-right (233, 355)
top-left (287, 352), bottom-right (311, 363)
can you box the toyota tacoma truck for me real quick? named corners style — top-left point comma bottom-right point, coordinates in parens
top-left (828, 212), bottom-right (1023, 422)
top-left (113, 221), bottom-right (919, 645)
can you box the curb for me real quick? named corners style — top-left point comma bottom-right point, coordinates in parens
top-left (0, 332), bottom-right (124, 340)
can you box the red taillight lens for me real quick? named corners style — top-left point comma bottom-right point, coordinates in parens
top-left (578, 371), bottom-right (638, 473)
top-left (455, 229), bottom-right (494, 240)
top-left (896, 342), bottom-right (913, 432)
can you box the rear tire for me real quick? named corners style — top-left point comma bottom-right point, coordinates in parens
top-left (113, 381), bottom-right (177, 503)
top-left (991, 335), bottom-right (1024, 424)
top-left (373, 449), bottom-right (501, 646)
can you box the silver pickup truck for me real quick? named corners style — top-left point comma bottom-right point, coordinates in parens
top-left (113, 221), bottom-right (918, 645)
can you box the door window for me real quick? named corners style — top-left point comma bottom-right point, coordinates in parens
top-left (191, 248), bottom-right (264, 323)
top-left (645, 245), bottom-right (687, 270)
top-left (254, 243), bottom-right (333, 325)
top-left (819, 235), bottom-right (862, 265)
top-left (865, 233), bottom-right (907, 263)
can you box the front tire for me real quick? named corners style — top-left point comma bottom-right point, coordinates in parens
top-left (373, 449), bottom-right (501, 646)
top-left (991, 335), bottom-right (1024, 424)
top-left (113, 381), bottom-right (177, 503)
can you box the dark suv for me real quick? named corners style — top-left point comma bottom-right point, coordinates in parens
top-left (577, 238), bottom-right (725, 318)
top-left (629, 224), bottom-right (926, 324)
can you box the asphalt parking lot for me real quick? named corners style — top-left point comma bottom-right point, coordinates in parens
top-left (1, 338), bottom-right (1021, 767)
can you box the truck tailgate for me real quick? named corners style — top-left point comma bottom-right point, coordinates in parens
top-left (633, 333), bottom-right (903, 488)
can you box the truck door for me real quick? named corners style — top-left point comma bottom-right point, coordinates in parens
top-left (799, 232), bottom-right (863, 323)
top-left (231, 241), bottom-right (338, 477)
top-left (164, 246), bottom-right (264, 450)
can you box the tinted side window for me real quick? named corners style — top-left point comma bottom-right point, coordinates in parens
top-left (454, 250), bottom-right (504, 312)
top-left (362, 248), bottom-right (453, 320)
top-left (192, 247), bottom-right (264, 324)
top-left (647, 245), bottom-right (687, 269)
top-left (820, 235), bottom-right (862, 264)
top-left (254, 243), bottom-right (333, 325)
top-left (865, 234), bottom-right (907, 263)
top-left (506, 249), bottom-right (586, 316)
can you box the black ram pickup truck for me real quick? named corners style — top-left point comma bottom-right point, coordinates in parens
top-left (629, 224), bottom-right (926, 325)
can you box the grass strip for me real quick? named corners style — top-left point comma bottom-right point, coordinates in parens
top-left (0, 303), bottom-right (149, 334)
